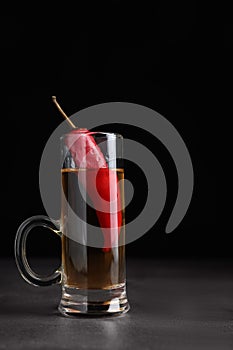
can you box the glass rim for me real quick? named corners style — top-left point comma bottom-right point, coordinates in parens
top-left (60, 130), bottom-right (123, 140)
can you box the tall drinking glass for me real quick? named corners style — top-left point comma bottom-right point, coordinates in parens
top-left (14, 131), bottom-right (130, 316)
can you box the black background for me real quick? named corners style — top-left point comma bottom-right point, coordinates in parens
top-left (1, 3), bottom-right (220, 259)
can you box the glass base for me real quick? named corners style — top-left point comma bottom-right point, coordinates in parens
top-left (58, 284), bottom-right (130, 317)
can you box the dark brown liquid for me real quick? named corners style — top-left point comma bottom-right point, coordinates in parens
top-left (61, 168), bottom-right (125, 289)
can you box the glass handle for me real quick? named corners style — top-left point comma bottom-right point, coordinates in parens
top-left (14, 215), bottom-right (62, 287)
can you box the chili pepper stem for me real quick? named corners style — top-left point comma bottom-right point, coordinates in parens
top-left (52, 96), bottom-right (76, 129)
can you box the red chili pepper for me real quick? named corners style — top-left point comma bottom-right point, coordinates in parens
top-left (65, 128), bottom-right (122, 252)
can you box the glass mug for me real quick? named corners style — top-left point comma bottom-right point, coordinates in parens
top-left (14, 131), bottom-right (130, 316)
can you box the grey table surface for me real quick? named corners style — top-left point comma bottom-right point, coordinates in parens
top-left (1, 257), bottom-right (233, 350)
